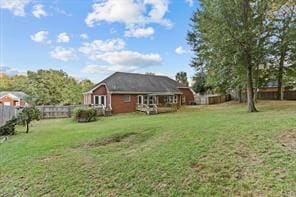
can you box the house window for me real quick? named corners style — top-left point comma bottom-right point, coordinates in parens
top-left (94, 95), bottom-right (106, 106)
top-left (149, 96), bottom-right (153, 105)
top-left (100, 96), bottom-right (105, 105)
top-left (143, 96), bottom-right (148, 104)
top-left (168, 95), bottom-right (177, 104)
top-left (141, 96), bottom-right (157, 105)
top-left (137, 95), bottom-right (143, 104)
top-left (123, 95), bottom-right (131, 102)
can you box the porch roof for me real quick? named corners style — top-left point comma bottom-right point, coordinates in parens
top-left (147, 92), bottom-right (181, 96)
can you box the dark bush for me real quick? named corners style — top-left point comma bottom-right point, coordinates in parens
top-left (73, 108), bottom-right (96, 122)
top-left (0, 117), bottom-right (18, 136)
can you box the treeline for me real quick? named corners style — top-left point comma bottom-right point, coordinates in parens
top-left (0, 69), bottom-right (94, 105)
top-left (188, 0), bottom-right (295, 111)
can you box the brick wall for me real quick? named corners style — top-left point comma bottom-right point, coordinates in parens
top-left (93, 85), bottom-right (107, 95)
top-left (111, 94), bottom-right (137, 113)
top-left (87, 85), bottom-right (195, 114)
top-left (0, 96), bottom-right (25, 107)
top-left (179, 88), bottom-right (195, 104)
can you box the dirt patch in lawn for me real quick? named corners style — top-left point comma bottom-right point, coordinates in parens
top-left (277, 130), bottom-right (296, 151)
top-left (190, 163), bottom-right (206, 171)
top-left (89, 132), bottom-right (139, 146)
top-left (86, 129), bottom-right (157, 148)
top-left (38, 154), bottom-right (63, 162)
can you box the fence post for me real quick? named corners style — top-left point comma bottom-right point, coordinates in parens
top-left (68, 106), bottom-right (71, 118)
top-left (40, 106), bottom-right (44, 119)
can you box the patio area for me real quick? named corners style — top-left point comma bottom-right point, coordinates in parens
top-left (136, 93), bottom-right (181, 114)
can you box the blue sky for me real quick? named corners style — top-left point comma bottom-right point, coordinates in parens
top-left (0, 0), bottom-right (198, 83)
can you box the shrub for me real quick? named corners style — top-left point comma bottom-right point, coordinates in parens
top-left (73, 108), bottom-right (96, 122)
top-left (18, 106), bottom-right (41, 133)
top-left (0, 117), bottom-right (18, 136)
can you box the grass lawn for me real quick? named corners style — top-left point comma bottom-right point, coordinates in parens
top-left (1, 101), bottom-right (296, 196)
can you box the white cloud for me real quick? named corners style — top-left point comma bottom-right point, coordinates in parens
top-left (79, 38), bottom-right (125, 59)
top-left (30, 31), bottom-right (51, 44)
top-left (50, 47), bottom-right (76, 61)
top-left (185, 0), bottom-right (193, 7)
top-left (80, 37), bottom-right (162, 74)
top-left (85, 0), bottom-right (142, 27)
top-left (80, 33), bottom-right (88, 40)
top-left (175, 46), bottom-right (187, 54)
top-left (57, 32), bottom-right (70, 43)
top-left (85, 0), bottom-right (172, 38)
top-left (82, 64), bottom-right (138, 74)
top-left (49, 6), bottom-right (71, 16)
top-left (0, 0), bottom-right (31, 16)
top-left (96, 50), bottom-right (161, 66)
top-left (32, 4), bottom-right (47, 18)
top-left (145, 0), bottom-right (170, 26)
top-left (81, 50), bottom-right (161, 74)
top-left (125, 26), bottom-right (154, 38)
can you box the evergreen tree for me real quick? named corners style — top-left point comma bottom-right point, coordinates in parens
top-left (175, 72), bottom-right (189, 86)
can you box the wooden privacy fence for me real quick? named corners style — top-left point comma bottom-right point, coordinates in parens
top-left (1, 105), bottom-right (110, 123)
top-left (257, 91), bottom-right (278, 100)
top-left (258, 90), bottom-right (296, 100)
top-left (37, 105), bottom-right (73, 119)
top-left (195, 94), bottom-right (231, 105)
top-left (37, 105), bottom-right (106, 119)
top-left (283, 91), bottom-right (296, 100)
top-left (0, 106), bottom-right (18, 126)
top-left (208, 94), bottom-right (231, 105)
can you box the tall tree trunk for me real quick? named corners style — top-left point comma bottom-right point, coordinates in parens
top-left (238, 88), bottom-right (242, 103)
top-left (26, 122), bottom-right (29, 133)
top-left (253, 64), bottom-right (259, 102)
top-left (243, 0), bottom-right (257, 112)
top-left (277, 48), bottom-right (286, 100)
top-left (246, 65), bottom-right (258, 112)
top-left (244, 47), bottom-right (258, 112)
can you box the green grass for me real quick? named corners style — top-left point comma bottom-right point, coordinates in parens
top-left (1, 101), bottom-right (296, 196)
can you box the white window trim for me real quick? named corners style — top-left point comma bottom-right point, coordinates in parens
top-left (94, 95), bottom-right (107, 106)
top-left (137, 95), bottom-right (144, 104)
top-left (123, 95), bottom-right (131, 102)
top-left (168, 95), bottom-right (177, 104)
top-left (144, 96), bottom-right (148, 104)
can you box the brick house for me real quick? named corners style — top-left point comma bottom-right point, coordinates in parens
top-left (0, 91), bottom-right (28, 107)
top-left (83, 72), bottom-right (195, 114)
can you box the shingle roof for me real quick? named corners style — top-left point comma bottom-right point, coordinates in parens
top-left (91, 72), bottom-right (187, 94)
top-left (0, 91), bottom-right (28, 99)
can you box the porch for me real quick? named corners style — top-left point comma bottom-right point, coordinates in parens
top-left (136, 93), bottom-right (181, 115)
